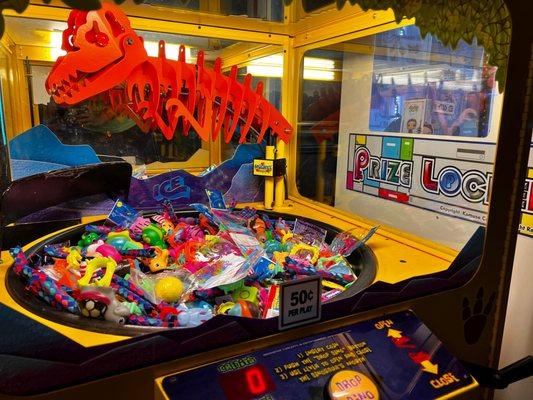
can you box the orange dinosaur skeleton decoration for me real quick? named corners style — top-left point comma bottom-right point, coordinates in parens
top-left (46, 3), bottom-right (293, 143)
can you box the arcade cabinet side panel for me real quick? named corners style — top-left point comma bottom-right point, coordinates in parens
top-left (407, 1), bottom-right (532, 396)
top-left (289, 2), bottom-right (528, 399)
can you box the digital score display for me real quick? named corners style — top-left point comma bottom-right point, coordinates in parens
top-left (218, 364), bottom-right (276, 400)
top-left (159, 311), bottom-right (477, 400)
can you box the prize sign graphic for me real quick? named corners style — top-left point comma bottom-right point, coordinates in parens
top-left (346, 134), bottom-right (497, 225)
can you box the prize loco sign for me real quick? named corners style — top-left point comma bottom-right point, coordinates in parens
top-left (346, 134), bottom-right (531, 231)
top-left (420, 157), bottom-right (492, 204)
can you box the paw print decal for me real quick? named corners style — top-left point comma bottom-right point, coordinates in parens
top-left (462, 287), bottom-right (496, 345)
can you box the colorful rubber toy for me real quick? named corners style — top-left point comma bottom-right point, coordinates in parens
top-left (66, 248), bottom-right (82, 269)
top-left (232, 285), bottom-right (259, 305)
top-left (54, 259), bottom-right (79, 289)
top-left (85, 241), bottom-right (123, 263)
top-left (78, 232), bottom-right (99, 247)
top-left (216, 302), bottom-right (236, 315)
top-left (142, 224), bottom-right (167, 249)
top-left (78, 257), bottom-right (117, 287)
top-left (106, 231), bottom-right (143, 251)
top-left (176, 306), bottom-right (213, 327)
top-left (199, 214), bottom-right (218, 235)
top-left (228, 300), bottom-right (261, 318)
top-left (11, 199), bottom-right (369, 329)
top-left (275, 218), bottom-right (294, 244)
top-left (290, 243), bottom-right (320, 264)
top-left (78, 286), bottom-right (130, 324)
top-left (264, 239), bottom-right (285, 255)
top-left (152, 215), bottom-right (175, 235)
top-left (144, 247), bottom-right (169, 273)
top-left (247, 216), bottom-right (267, 243)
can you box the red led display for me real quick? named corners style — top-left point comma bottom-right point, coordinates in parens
top-left (218, 364), bottom-right (276, 400)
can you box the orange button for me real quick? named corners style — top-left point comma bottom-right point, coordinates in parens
top-left (328, 370), bottom-right (380, 400)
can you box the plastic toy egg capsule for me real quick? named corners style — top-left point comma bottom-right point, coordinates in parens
top-left (155, 276), bottom-right (184, 303)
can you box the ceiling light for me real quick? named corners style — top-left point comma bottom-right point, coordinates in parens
top-left (143, 41), bottom-right (192, 61)
top-left (303, 57), bottom-right (335, 69)
top-left (50, 31), bottom-right (66, 60)
top-left (246, 55), bottom-right (336, 81)
top-left (303, 69), bottom-right (335, 81)
top-left (247, 65), bottom-right (283, 78)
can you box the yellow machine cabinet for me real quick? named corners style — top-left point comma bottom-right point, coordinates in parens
top-left (0, 0), bottom-right (531, 399)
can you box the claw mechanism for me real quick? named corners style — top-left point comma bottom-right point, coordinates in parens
top-left (45, 2), bottom-right (293, 143)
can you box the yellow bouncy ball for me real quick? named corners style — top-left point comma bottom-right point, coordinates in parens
top-left (155, 276), bottom-right (184, 303)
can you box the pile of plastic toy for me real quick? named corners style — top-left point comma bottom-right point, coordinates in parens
top-left (9, 200), bottom-right (375, 329)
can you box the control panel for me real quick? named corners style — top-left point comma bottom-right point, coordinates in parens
top-left (155, 311), bottom-right (476, 399)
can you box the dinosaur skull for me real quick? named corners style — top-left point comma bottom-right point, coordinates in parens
top-left (46, 3), bottom-right (147, 105)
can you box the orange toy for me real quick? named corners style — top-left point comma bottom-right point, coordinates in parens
top-left (142, 247), bottom-right (169, 273)
top-left (46, 3), bottom-right (293, 144)
top-left (54, 259), bottom-right (79, 289)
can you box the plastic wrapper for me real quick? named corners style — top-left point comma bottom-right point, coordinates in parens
top-left (128, 268), bottom-right (192, 304)
top-left (329, 226), bottom-right (379, 256)
top-left (211, 208), bottom-right (250, 233)
top-left (188, 248), bottom-right (263, 291)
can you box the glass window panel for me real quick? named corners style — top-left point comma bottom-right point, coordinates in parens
top-left (144, 0), bottom-right (284, 22)
top-left (144, 0), bottom-right (201, 11)
top-left (9, 16), bottom-right (283, 169)
top-left (297, 51), bottom-right (342, 205)
top-left (31, 65), bottom-right (202, 166)
top-left (369, 26), bottom-right (495, 138)
top-left (296, 23), bottom-right (505, 251)
top-left (221, 58), bottom-right (282, 161)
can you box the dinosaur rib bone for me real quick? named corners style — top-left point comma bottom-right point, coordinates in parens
top-left (46, 2), bottom-right (293, 143)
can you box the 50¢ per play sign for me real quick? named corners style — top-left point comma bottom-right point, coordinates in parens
top-left (279, 276), bottom-right (322, 330)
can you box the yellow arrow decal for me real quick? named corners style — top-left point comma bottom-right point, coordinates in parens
top-left (421, 360), bottom-right (439, 375)
top-left (387, 329), bottom-right (403, 339)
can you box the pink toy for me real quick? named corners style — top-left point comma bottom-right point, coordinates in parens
top-left (186, 225), bottom-right (205, 241)
top-left (95, 244), bottom-right (122, 263)
top-left (86, 240), bottom-right (105, 256)
top-left (167, 224), bottom-right (204, 249)
top-left (129, 216), bottom-right (151, 239)
top-left (183, 260), bottom-right (209, 274)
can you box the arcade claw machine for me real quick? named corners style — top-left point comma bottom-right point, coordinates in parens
top-left (0, 1), bottom-right (531, 399)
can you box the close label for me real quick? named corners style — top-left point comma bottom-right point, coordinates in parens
top-left (279, 276), bottom-right (321, 330)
